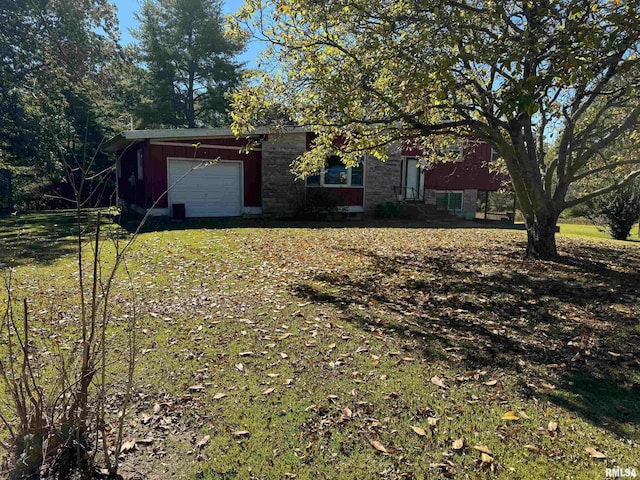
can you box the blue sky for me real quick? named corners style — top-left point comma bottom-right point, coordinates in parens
top-left (112, 0), bottom-right (259, 66)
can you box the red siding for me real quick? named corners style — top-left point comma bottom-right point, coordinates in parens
top-left (142, 138), bottom-right (262, 209)
top-left (337, 187), bottom-right (364, 206)
top-left (305, 187), bottom-right (364, 207)
top-left (402, 142), bottom-right (509, 191)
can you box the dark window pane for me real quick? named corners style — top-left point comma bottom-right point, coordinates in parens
top-left (351, 164), bottom-right (364, 186)
top-left (324, 155), bottom-right (347, 184)
top-left (306, 174), bottom-right (320, 186)
top-left (448, 192), bottom-right (462, 211)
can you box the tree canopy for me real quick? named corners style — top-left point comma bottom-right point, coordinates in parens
top-left (134, 0), bottom-right (247, 128)
top-left (230, 0), bottom-right (640, 258)
top-left (0, 0), bottom-right (127, 209)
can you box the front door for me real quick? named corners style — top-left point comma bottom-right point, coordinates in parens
top-left (403, 158), bottom-right (424, 200)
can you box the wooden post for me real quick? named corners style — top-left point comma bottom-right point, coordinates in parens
top-left (484, 191), bottom-right (489, 220)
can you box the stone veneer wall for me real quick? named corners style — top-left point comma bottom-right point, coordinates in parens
top-left (261, 132), bottom-right (307, 217)
top-left (463, 189), bottom-right (478, 217)
top-left (424, 188), bottom-right (437, 205)
top-left (364, 143), bottom-right (403, 213)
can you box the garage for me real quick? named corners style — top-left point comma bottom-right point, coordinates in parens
top-left (167, 158), bottom-right (243, 217)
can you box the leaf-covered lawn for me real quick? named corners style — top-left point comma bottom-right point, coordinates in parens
top-left (1, 214), bottom-right (639, 479)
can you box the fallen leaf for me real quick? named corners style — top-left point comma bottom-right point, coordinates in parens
top-left (342, 406), bottom-right (353, 420)
top-left (480, 452), bottom-right (494, 464)
top-left (231, 430), bottom-right (251, 437)
top-left (427, 417), bottom-right (438, 427)
top-left (280, 352), bottom-right (288, 359)
top-left (483, 379), bottom-right (498, 386)
top-left (213, 392), bottom-right (226, 400)
top-left (370, 440), bottom-right (388, 453)
top-left (452, 438), bottom-right (464, 450)
top-left (262, 387), bottom-right (275, 395)
top-left (431, 376), bottom-right (446, 388)
top-left (235, 363), bottom-right (244, 372)
top-left (238, 351), bottom-right (253, 357)
top-left (120, 439), bottom-right (136, 454)
top-left (411, 426), bottom-right (427, 436)
top-left (502, 411), bottom-right (519, 421)
top-left (474, 445), bottom-right (492, 455)
top-left (267, 373), bottom-right (280, 378)
top-left (189, 384), bottom-right (205, 392)
top-left (524, 445), bottom-right (541, 453)
top-left (152, 403), bottom-right (161, 414)
top-left (284, 378), bottom-right (293, 385)
top-left (584, 447), bottom-right (606, 459)
top-left (196, 435), bottom-right (210, 449)
top-left (328, 343), bottom-right (336, 350)
top-left (548, 421), bottom-right (558, 432)
top-left (518, 411), bottom-right (530, 419)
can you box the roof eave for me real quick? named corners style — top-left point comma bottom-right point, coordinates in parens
top-left (103, 126), bottom-right (310, 153)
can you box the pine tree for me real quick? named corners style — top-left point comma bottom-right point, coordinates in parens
top-left (134, 0), bottom-right (246, 128)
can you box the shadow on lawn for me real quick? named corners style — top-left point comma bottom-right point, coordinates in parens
top-left (117, 212), bottom-right (524, 234)
top-left (0, 211), bottom-right (101, 268)
top-left (292, 242), bottom-right (640, 439)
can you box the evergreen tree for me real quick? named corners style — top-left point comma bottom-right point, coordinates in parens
top-left (134, 0), bottom-right (246, 128)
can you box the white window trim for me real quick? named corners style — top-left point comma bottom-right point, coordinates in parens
top-left (491, 147), bottom-right (500, 163)
top-left (305, 161), bottom-right (365, 188)
top-left (136, 149), bottom-right (144, 180)
top-left (436, 190), bottom-right (464, 212)
top-left (400, 156), bottom-right (425, 200)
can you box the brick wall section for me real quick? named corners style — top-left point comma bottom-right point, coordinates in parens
top-left (262, 133), bottom-right (307, 217)
top-left (463, 189), bottom-right (478, 217)
top-left (364, 143), bottom-right (403, 213)
top-left (424, 188), bottom-right (436, 205)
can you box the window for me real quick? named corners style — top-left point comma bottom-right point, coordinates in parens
top-left (306, 155), bottom-right (364, 187)
top-left (491, 148), bottom-right (500, 163)
top-left (324, 155), bottom-right (347, 185)
top-left (435, 143), bottom-right (463, 162)
top-left (436, 191), bottom-right (463, 212)
top-left (448, 143), bottom-right (463, 162)
top-left (136, 149), bottom-right (144, 180)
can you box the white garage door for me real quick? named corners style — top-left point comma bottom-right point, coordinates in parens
top-left (168, 159), bottom-right (242, 217)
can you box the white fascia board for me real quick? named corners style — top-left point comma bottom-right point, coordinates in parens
top-left (121, 126), bottom-right (311, 141)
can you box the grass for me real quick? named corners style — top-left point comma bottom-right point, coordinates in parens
top-left (558, 220), bottom-right (640, 242)
top-left (1, 212), bottom-right (639, 479)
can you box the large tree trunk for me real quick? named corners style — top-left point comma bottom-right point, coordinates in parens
top-left (523, 208), bottom-right (559, 260)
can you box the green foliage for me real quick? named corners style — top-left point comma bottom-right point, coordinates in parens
top-left (587, 183), bottom-right (640, 240)
top-left (230, 0), bottom-right (640, 258)
top-left (0, 0), bottom-right (127, 209)
top-left (374, 201), bottom-right (401, 218)
top-left (133, 0), bottom-right (246, 128)
top-left (303, 188), bottom-right (346, 218)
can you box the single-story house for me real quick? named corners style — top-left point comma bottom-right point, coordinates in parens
top-left (104, 128), bottom-right (507, 219)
